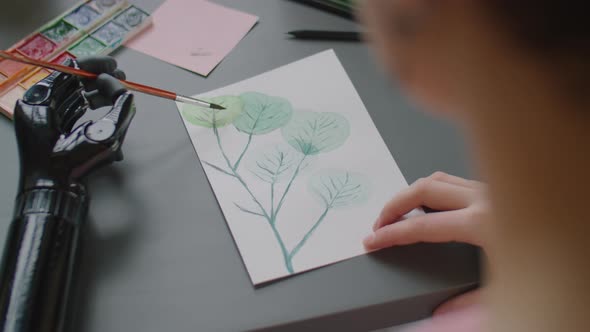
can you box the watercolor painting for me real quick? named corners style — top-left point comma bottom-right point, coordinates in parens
top-left (182, 92), bottom-right (370, 274)
top-left (177, 50), bottom-right (414, 284)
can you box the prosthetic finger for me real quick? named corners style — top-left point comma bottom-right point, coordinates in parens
top-left (111, 69), bottom-right (126, 80)
top-left (56, 91), bottom-right (86, 133)
top-left (97, 73), bottom-right (127, 103)
top-left (83, 90), bottom-right (111, 109)
top-left (53, 91), bottom-right (136, 179)
top-left (68, 58), bottom-right (99, 92)
top-left (87, 92), bottom-right (135, 143)
top-left (77, 56), bottom-right (117, 74)
top-left (20, 62), bottom-right (85, 135)
top-left (23, 68), bottom-right (80, 106)
top-left (83, 73), bottom-right (127, 109)
top-left (76, 56), bottom-right (127, 93)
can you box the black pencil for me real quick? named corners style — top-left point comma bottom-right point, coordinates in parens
top-left (287, 30), bottom-right (361, 41)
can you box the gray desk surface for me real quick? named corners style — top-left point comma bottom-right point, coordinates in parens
top-left (0, 1), bottom-right (479, 331)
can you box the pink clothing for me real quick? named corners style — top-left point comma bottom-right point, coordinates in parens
top-left (402, 306), bottom-right (486, 332)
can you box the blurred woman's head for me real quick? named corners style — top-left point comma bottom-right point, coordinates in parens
top-left (361, 4), bottom-right (590, 331)
top-left (359, 0), bottom-right (589, 120)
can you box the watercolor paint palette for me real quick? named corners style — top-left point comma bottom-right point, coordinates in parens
top-left (0, 0), bottom-right (151, 118)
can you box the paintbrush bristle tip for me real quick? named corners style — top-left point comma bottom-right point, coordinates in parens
top-left (211, 103), bottom-right (225, 110)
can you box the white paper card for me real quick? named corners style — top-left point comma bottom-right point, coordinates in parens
top-left (176, 50), bottom-right (411, 285)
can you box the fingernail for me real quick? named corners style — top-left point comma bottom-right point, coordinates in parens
top-left (363, 233), bottom-right (375, 247)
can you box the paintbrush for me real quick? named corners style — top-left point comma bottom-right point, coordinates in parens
top-left (0, 51), bottom-right (225, 110)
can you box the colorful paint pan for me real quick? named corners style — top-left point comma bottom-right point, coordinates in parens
top-left (0, 57), bottom-right (30, 77)
top-left (51, 51), bottom-right (76, 65)
top-left (42, 20), bottom-right (79, 44)
top-left (64, 4), bottom-right (101, 29)
top-left (69, 36), bottom-right (107, 57)
top-left (17, 34), bottom-right (58, 60)
top-left (0, 86), bottom-right (26, 116)
top-left (92, 21), bottom-right (128, 46)
top-left (113, 6), bottom-right (149, 30)
top-left (90, 0), bottom-right (124, 12)
top-left (0, 61), bottom-right (21, 77)
top-left (0, 1), bottom-right (151, 119)
top-left (19, 69), bottom-right (51, 89)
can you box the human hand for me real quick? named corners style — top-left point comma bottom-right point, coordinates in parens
top-left (362, 172), bottom-right (490, 332)
top-left (363, 171), bottom-right (489, 250)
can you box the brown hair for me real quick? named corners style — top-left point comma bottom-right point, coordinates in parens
top-left (488, 1), bottom-right (589, 55)
top-left (487, 1), bottom-right (589, 99)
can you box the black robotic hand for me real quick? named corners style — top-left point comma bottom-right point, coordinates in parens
top-left (0, 57), bottom-right (135, 332)
top-left (14, 56), bottom-right (135, 192)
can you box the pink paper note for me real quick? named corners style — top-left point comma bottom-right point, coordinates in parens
top-left (126, 0), bottom-right (258, 76)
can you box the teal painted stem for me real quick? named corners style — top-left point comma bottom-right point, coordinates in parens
top-left (273, 155), bottom-right (307, 220)
top-left (267, 181), bottom-right (292, 272)
top-left (287, 181), bottom-right (348, 267)
top-left (233, 133), bottom-right (253, 171)
top-left (211, 126), bottom-right (293, 274)
top-left (269, 220), bottom-right (293, 273)
top-left (288, 205), bottom-right (331, 260)
top-left (213, 125), bottom-right (235, 176)
top-left (235, 174), bottom-right (270, 220)
top-left (270, 182), bottom-right (275, 223)
top-left (202, 161), bottom-right (235, 178)
top-left (213, 126), bottom-right (270, 220)
top-left (267, 181), bottom-right (293, 272)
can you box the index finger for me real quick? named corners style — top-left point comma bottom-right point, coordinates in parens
top-left (365, 209), bottom-right (474, 250)
top-left (374, 178), bottom-right (474, 231)
top-left (430, 171), bottom-right (484, 190)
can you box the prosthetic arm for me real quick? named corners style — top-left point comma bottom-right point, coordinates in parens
top-left (0, 57), bottom-right (135, 332)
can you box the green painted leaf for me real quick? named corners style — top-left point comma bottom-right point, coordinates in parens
top-left (309, 170), bottom-right (369, 208)
top-left (233, 92), bottom-right (293, 135)
top-left (248, 145), bottom-right (303, 183)
top-left (181, 95), bottom-right (243, 128)
top-left (281, 111), bottom-right (350, 155)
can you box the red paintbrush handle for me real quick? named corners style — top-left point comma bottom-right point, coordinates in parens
top-left (120, 80), bottom-right (177, 101)
top-left (0, 50), bottom-right (97, 79)
top-left (0, 50), bottom-right (176, 100)
top-left (0, 50), bottom-right (221, 109)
